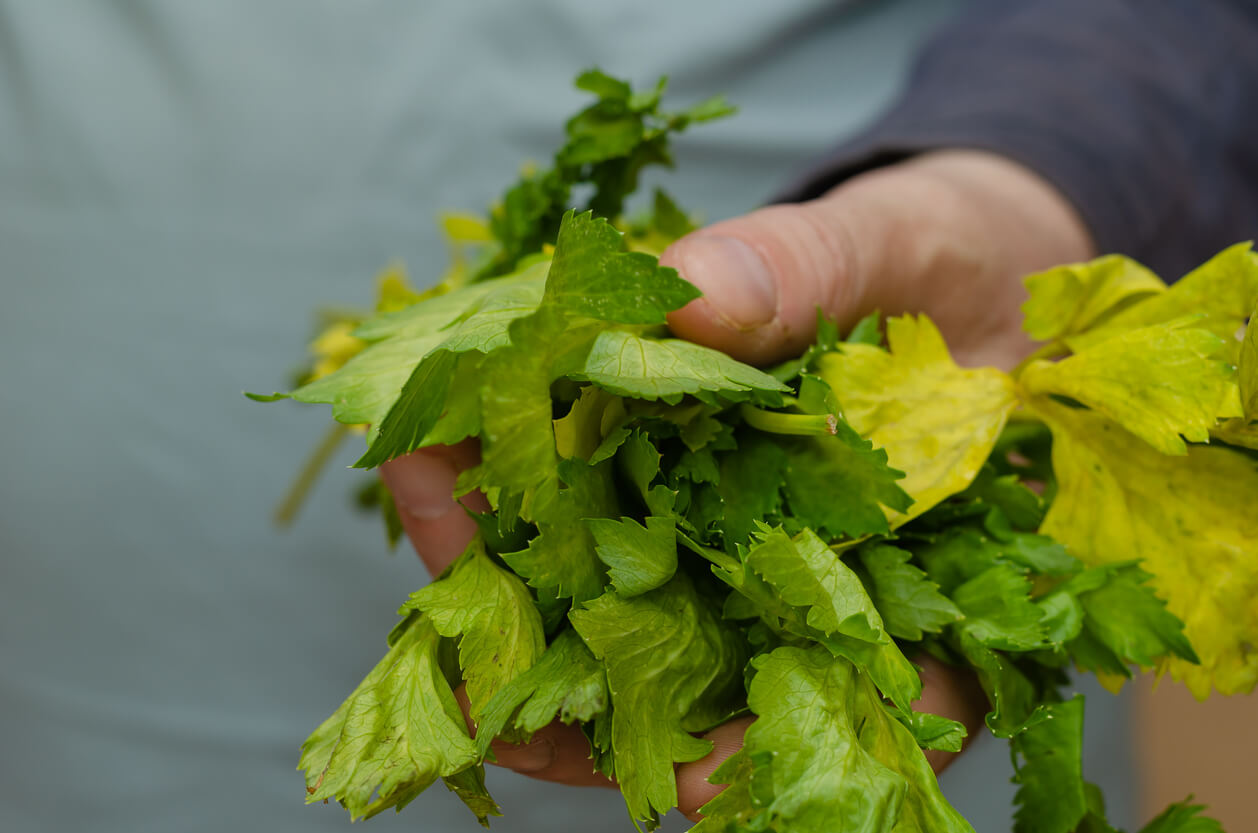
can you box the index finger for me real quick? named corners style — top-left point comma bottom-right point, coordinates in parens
top-left (378, 440), bottom-right (489, 575)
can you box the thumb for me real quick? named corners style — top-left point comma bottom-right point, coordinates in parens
top-left (662, 151), bottom-right (1095, 368)
top-left (660, 197), bottom-right (886, 366)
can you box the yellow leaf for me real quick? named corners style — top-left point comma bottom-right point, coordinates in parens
top-left (1021, 254), bottom-right (1165, 342)
top-left (441, 212), bottom-right (493, 243)
top-left (1033, 398), bottom-right (1258, 697)
top-left (1241, 303), bottom-right (1258, 421)
top-left (1213, 417), bottom-right (1258, 450)
top-left (1019, 319), bottom-right (1235, 455)
top-left (308, 321), bottom-right (365, 380)
top-left (1066, 242), bottom-right (1258, 353)
top-left (816, 315), bottom-right (1018, 526)
top-left (374, 261), bottom-right (423, 313)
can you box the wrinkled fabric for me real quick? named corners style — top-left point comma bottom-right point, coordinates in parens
top-left (783, 0), bottom-right (1258, 281)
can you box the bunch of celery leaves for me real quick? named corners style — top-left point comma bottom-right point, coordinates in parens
top-left (252, 71), bottom-right (1258, 833)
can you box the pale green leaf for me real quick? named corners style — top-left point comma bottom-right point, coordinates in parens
top-left (573, 329), bottom-right (790, 405)
top-left (587, 515), bottom-right (677, 597)
top-left (300, 614), bottom-right (477, 819)
top-left (474, 628), bottom-right (608, 757)
top-left (695, 646), bottom-right (972, 833)
top-left (441, 766), bottom-right (502, 827)
top-left (569, 572), bottom-right (746, 828)
top-left (404, 537), bottom-right (546, 721)
top-left (542, 210), bottom-right (700, 324)
top-left (744, 526), bottom-right (887, 645)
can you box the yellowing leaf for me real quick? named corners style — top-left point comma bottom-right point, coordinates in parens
top-left (816, 315), bottom-right (1018, 526)
top-left (1213, 417), bottom-right (1258, 450)
top-left (1019, 319), bottom-right (1235, 455)
top-left (442, 212), bottom-right (494, 242)
top-left (374, 261), bottom-right (423, 313)
top-left (1033, 398), bottom-right (1258, 696)
top-left (1021, 255), bottom-right (1164, 342)
top-left (1067, 242), bottom-right (1258, 353)
top-left (1241, 303), bottom-right (1258, 421)
top-left (309, 320), bottom-right (366, 381)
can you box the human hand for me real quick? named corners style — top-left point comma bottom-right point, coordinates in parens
top-left (379, 148), bottom-right (1094, 819)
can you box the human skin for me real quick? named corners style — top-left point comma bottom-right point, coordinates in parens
top-left (379, 149), bottom-right (1095, 821)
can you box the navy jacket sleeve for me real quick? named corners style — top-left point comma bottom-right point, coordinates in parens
top-left (782, 0), bottom-right (1258, 280)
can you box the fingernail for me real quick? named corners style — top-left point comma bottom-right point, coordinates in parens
top-left (491, 736), bottom-right (556, 773)
top-left (379, 453), bottom-right (459, 521)
top-left (676, 235), bottom-right (778, 329)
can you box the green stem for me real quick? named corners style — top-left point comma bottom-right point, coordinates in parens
top-left (739, 404), bottom-right (837, 436)
top-left (273, 422), bottom-right (352, 527)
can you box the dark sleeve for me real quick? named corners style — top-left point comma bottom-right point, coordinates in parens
top-left (780, 0), bottom-right (1258, 280)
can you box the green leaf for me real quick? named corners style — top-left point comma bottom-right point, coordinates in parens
top-left (682, 94), bottom-right (737, 123)
top-left (858, 544), bottom-right (962, 641)
top-left (300, 613), bottom-right (478, 820)
top-left (353, 352), bottom-right (460, 469)
top-left (1021, 254), bottom-right (1165, 342)
top-left (744, 526), bottom-right (887, 645)
top-left (473, 628), bottom-right (608, 757)
top-left (714, 432), bottom-right (788, 549)
top-left (691, 750), bottom-right (759, 833)
top-left (952, 564), bottom-right (1050, 652)
top-left (782, 421), bottom-right (913, 540)
top-left (615, 428), bottom-right (662, 502)
top-left (1138, 800), bottom-right (1226, 833)
top-left (893, 708), bottom-right (968, 753)
top-left (695, 646), bottom-right (973, 833)
top-left (957, 464), bottom-right (1046, 530)
top-left (647, 188), bottom-right (696, 240)
top-left (708, 545), bottom-right (920, 713)
top-left (542, 210), bottom-right (700, 324)
top-left (297, 268), bottom-right (544, 455)
top-left (569, 572), bottom-right (746, 829)
top-left (845, 309), bottom-right (883, 345)
top-left (956, 632), bottom-right (1039, 736)
top-left (502, 458), bottom-right (618, 603)
top-left (574, 329), bottom-right (789, 405)
top-left (1069, 564), bottom-right (1198, 671)
top-left (1010, 697), bottom-right (1089, 833)
top-left (471, 310), bottom-right (602, 520)
top-left (980, 508), bottom-right (1078, 576)
top-left (441, 766), bottom-right (502, 827)
top-left (1019, 319), bottom-right (1235, 455)
top-left (404, 537), bottom-right (546, 721)
top-left (587, 515), bottom-right (677, 597)
top-left (574, 68), bottom-right (632, 100)
top-left (911, 516), bottom-right (1076, 599)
